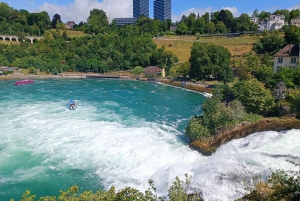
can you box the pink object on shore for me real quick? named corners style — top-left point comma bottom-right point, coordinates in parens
top-left (14, 80), bottom-right (34, 86)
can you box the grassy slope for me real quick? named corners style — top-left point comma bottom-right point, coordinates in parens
top-left (152, 35), bottom-right (260, 62)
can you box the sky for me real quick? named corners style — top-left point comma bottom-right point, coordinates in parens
top-left (1, 0), bottom-right (300, 23)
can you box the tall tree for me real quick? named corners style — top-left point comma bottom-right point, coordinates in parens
top-left (252, 9), bottom-right (259, 18)
top-left (176, 22), bottom-right (188, 35)
top-left (258, 11), bottom-right (271, 21)
top-left (87, 9), bottom-right (109, 34)
top-left (210, 11), bottom-right (220, 24)
top-left (273, 9), bottom-right (290, 22)
top-left (206, 22), bottom-right (216, 34)
top-left (218, 9), bottom-right (233, 29)
top-left (186, 13), bottom-right (196, 33)
top-left (202, 12), bottom-right (210, 24)
top-left (253, 31), bottom-right (286, 55)
top-left (284, 25), bottom-right (300, 44)
top-left (215, 21), bottom-right (227, 33)
top-left (194, 17), bottom-right (205, 34)
top-left (51, 13), bottom-right (61, 29)
top-left (290, 9), bottom-right (300, 22)
top-left (189, 43), bottom-right (231, 82)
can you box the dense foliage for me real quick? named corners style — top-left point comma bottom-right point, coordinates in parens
top-left (253, 31), bottom-right (286, 55)
top-left (233, 79), bottom-right (275, 114)
top-left (0, 28), bottom-right (178, 73)
top-left (189, 43), bottom-right (234, 83)
top-left (185, 84), bottom-right (263, 141)
top-left (242, 168), bottom-right (300, 201)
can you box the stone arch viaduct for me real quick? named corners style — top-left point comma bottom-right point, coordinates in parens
top-left (0, 35), bottom-right (44, 43)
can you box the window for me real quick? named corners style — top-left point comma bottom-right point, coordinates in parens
top-left (291, 58), bottom-right (297, 64)
top-left (277, 58), bottom-right (283, 63)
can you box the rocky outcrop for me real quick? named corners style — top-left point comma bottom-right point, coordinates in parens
top-left (190, 117), bottom-right (300, 156)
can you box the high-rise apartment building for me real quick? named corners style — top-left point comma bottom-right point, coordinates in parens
top-left (153, 0), bottom-right (171, 22)
top-left (133, 0), bottom-right (149, 18)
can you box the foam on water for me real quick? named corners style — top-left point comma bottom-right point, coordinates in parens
top-left (0, 79), bottom-right (299, 201)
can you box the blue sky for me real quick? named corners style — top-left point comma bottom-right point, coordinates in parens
top-left (1, 0), bottom-right (299, 23)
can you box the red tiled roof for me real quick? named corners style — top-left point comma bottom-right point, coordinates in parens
top-left (273, 44), bottom-right (300, 57)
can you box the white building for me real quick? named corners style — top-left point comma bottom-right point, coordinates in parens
top-left (259, 14), bottom-right (285, 31)
top-left (291, 15), bottom-right (300, 27)
top-left (250, 17), bottom-right (259, 24)
top-left (273, 44), bottom-right (300, 73)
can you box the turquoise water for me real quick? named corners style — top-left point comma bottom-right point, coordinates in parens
top-left (0, 79), bottom-right (205, 200)
top-left (0, 79), bottom-right (299, 201)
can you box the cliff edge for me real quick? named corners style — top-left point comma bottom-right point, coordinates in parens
top-left (190, 117), bottom-right (300, 156)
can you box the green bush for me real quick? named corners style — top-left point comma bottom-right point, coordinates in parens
top-left (185, 116), bottom-right (211, 141)
top-left (242, 168), bottom-right (300, 201)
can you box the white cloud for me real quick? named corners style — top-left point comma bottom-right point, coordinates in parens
top-left (27, 1), bottom-right (35, 5)
top-left (221, 6), bottom-right (239, 17)
top-left (36, 0), bottom-right (132, 23)
top-left (288, 4), bottom-right (300, 11)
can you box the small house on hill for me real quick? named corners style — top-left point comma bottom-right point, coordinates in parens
top-left (144, 66), bottom-right (165, 77)
top-left (65, 21), bottom-right (76, 29)
top-left (273, 44), bottom-right (300, 72)
top-left (170, 26), bottom-right (178, 32)
top-left (291, 15), bottom-right (300, 27)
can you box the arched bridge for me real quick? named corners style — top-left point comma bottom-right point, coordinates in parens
top-left (0, 35), bottom-right (44, 43)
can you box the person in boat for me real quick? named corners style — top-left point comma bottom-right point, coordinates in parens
top-left (69, 99), bottom-right (75, 108)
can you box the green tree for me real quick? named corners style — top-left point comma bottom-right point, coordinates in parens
top-left (189, 43), bottom-right (231, 82)
top-left (286, 88), bottom-right (300, 113)
top-left (210, 11), bottom-right (220, 24)
top-left (253, 31), bottom-right (286, 55)
top-left (87, 9), bottom-right (109, 34)
top-left (51, 13), bottom-right (61, 29)
top-left (176, 22), bottom-right (188, 35)
top-left (252, 9), bottom-right (259, 18)
top-left (251, 64), bottom-right (274, 86)
top-left (202, 12), bottom-right (210, 24)
top-left (218, 9), bottom-right (233, 29)
top-left (246, 54), bottom-right (260, 71)
top-left (237, 13), bottom-right (251, 32)
top-left (284, 25), bottom-right (300, 44)
top-left (215, 21), bottom-right (227, 33)
top-left (186, 13), bottom-right (196, 34)
top-left (258, 11), bottom-right (271, 21)
top-left (217, 65), bottom-right (234, 84)
top-left (176, 62), bottom-right (190, 77)
top-left (290, 9), bottom-right (300, 23)
top-left (194, 17), bottom-right (205, 34)
top-left (186, 116), bottom-right (211, 140)
top-left (132, 66), bottom-right (144, 76)
top-left (233, 79), bottom-right (275, 114)
top-left (273, 9), bottom-right (290, 22)
top-left (206, 22), bottom-right (216, 34)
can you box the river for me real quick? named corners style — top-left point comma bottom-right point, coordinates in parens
top-left (0, 79), bottom-right (299, 201)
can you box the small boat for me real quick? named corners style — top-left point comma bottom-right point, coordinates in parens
top-left (67, 99), bottom-right (76, 110)
top-left (15, 80), bottom-right (34, 86)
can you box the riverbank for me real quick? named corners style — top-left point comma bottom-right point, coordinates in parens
top-left (0, 74), bottom-right (214, 96)
top-left (190, 117), bottom-right (300, 156)
top-left (0, 73), bottom-right (131, 80)
top-left (159, 79), bottom-right (213, 96)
